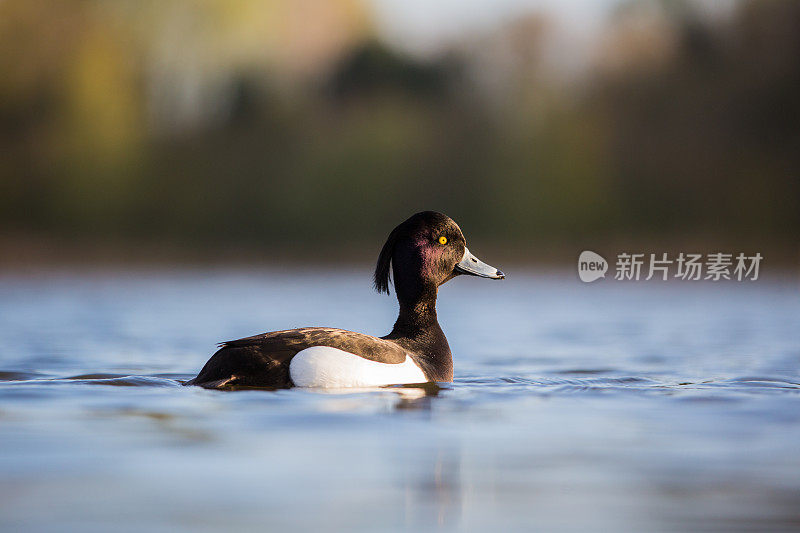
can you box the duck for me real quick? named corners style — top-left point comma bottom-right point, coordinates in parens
top-left (185, 211), bottom-right (504, 389)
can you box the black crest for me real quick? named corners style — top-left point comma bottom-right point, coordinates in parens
top-left (374, 225), bottom-right (400, 294)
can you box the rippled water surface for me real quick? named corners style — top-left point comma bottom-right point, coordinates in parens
top-left (1, 269), bottom-right (799, 532)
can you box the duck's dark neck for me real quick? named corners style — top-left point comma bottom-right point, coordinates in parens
top-left (383, 281), bottom-right (453, 382)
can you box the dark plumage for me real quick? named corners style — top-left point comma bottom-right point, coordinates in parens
top-left (185, 211), bottom-right (504, 389)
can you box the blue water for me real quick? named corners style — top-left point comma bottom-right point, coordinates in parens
top-left (1, 269), bottom-right (799, 532)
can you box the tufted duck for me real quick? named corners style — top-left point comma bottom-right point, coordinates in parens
top-left (185, 211), bottom-right (504, 389)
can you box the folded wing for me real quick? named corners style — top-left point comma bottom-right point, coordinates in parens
top-left (185, 327), bottom-right (408, 389)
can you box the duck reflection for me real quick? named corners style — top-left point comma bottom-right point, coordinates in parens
top-left (298, 382), bottom-right (443, 411)
top-left (391, 382), bottom-right (442, 410)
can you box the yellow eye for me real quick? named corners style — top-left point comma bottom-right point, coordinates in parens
top-left (438, 236), bottom-right (448, 245)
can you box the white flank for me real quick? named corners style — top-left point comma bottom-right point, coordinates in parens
top-left (289, 346), bottom-right (427, 388)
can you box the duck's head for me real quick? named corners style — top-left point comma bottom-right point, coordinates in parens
top-left (374, 211), bottom-right (504, 296)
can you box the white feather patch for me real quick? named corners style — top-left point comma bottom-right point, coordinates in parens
top-left (289, 346), bottom-right (427, 388)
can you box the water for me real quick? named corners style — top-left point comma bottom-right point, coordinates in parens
top-left (1, 269), bottom-right (798, 532)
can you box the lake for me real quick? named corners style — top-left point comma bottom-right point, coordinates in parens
top-left (1, 268), bottom-right (798, 531)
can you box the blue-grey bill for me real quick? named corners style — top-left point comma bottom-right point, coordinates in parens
top-left (454, 247), bottom-right (505, 279)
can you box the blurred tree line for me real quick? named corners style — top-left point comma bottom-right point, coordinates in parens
top-left (0, 0), bottom-right (797, 261)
